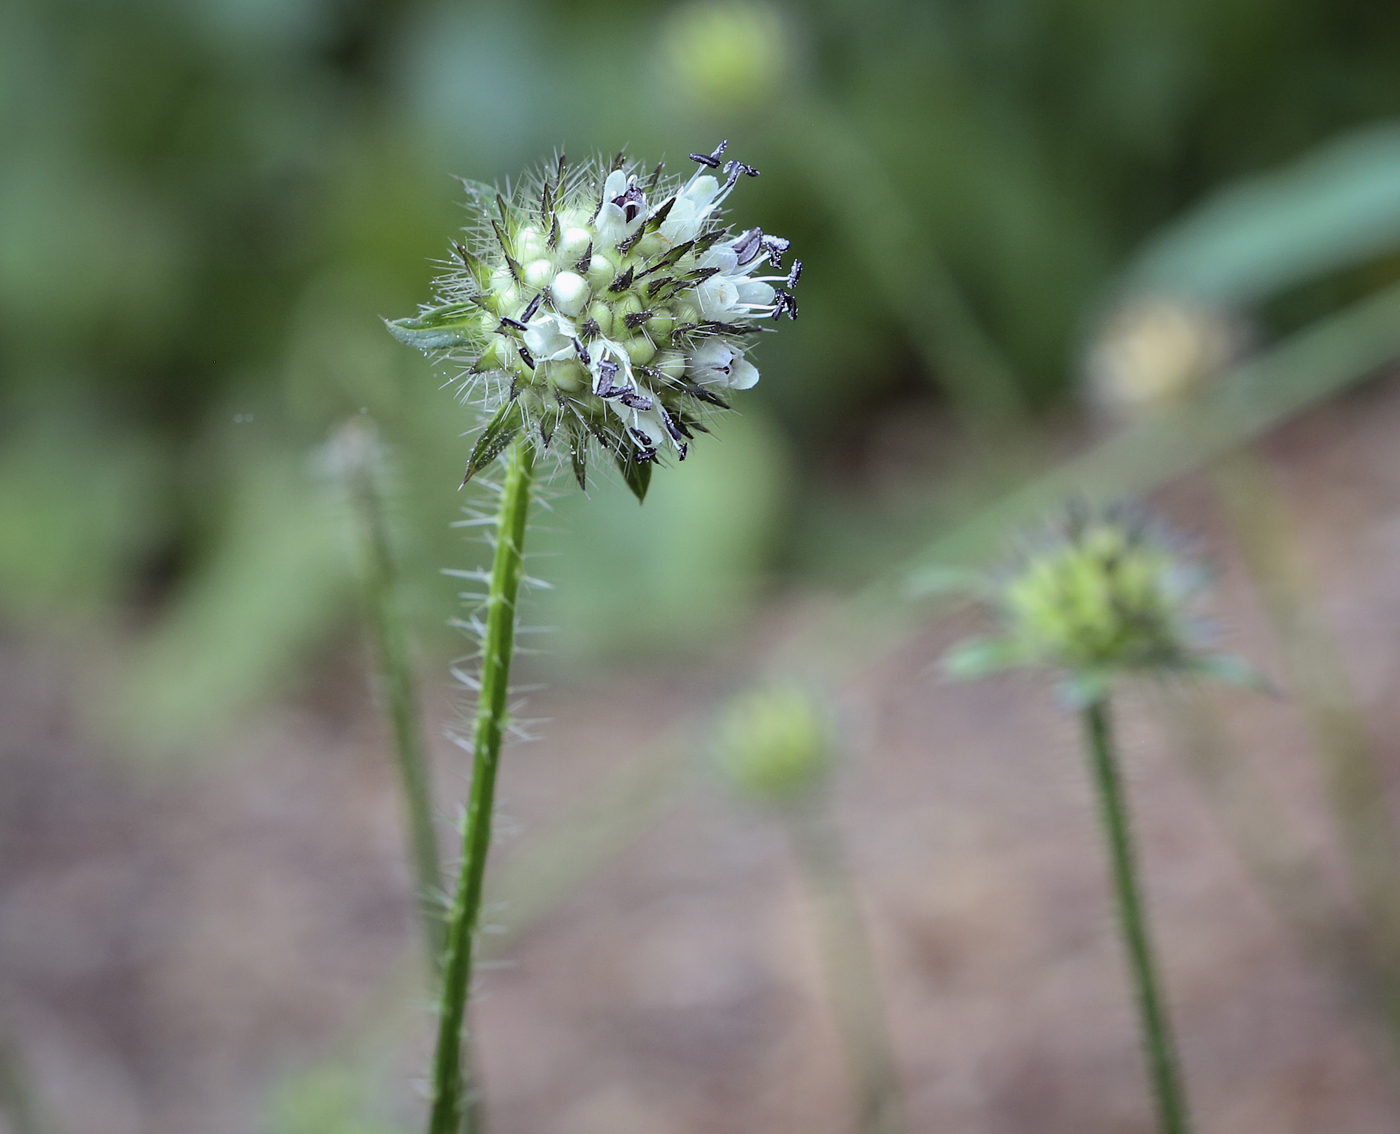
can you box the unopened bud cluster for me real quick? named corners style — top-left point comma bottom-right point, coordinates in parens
top-left (714, 683), bottom-right (835, 804)
top-left (944, 507), bottom-right (1254, 703)
top-left (389, 142), bottom-right (800, 500)
top-left (1002, 511), bottom-right (1203, 675)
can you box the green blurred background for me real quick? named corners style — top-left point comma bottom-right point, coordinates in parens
top-left (14, 3), bottom-right (1400, 1133)
top-left (8, 0), bottom-right (1400, 754)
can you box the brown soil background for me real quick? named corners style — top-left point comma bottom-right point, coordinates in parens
top-left (9, 379), bottom-right (1400, 1133)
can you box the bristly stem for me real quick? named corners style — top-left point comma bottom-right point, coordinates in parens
top-left (427, 437), bottom-right (535, 1134)
top-left (1082, 698), bottom-right (1191, 1134)
top-left (346, 435), bottom-right (445, 966)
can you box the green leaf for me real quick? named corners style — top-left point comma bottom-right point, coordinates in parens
top-left (617, 451), bottom-right (653, 503)
top-left (1186, 653), bottom-right (1276, 695)
top-left (1125, 123), bottom-right (1400, 305)
top-left (462, 401), bottom-right (524, 486)
top-left (385, 304), bottom-right (479, 351)
top-left (942, 636), bottom-right (1024, 681)
top-left (1057, 671), bottom-right (1112, 710)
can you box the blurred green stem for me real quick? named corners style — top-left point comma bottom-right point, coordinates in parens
top-left (1211, 448), bottom-right (1400, 1045)
top-left (345, 432), bottom-right (444, 966)
top-left (344, 424), bottom-right (486, 1133)
top-left (1082, 699), bottom-right (1191, 1134)
top-left (427, 438), bottom-right (535, 1134)
top-left (784, 798), bottom-right (906, 1134)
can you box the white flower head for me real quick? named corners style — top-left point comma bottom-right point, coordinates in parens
top-left (387, 142), bottom-right (802, 500)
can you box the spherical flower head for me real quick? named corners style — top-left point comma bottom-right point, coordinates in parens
top-left (387, 143), bottom-right (802, 501)
top-left (945, 507), bottom-right (1262, 706)
top-left (713, 682), bottom-right (835, 804)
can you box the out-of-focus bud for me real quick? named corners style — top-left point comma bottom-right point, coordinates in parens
top-left (944, 505), bottom-right (1266, 707)
top-left (713, 682), bottom-right (835, 804)
top-left (1086, 297), bottom-right (1242, 417)
top-left (658, 0), bottom-right (790, 114)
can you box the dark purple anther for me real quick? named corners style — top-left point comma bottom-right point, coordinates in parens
top-left (731, 227), bottom-right (764, 266)
top-left (627, 428), bottom-right (659, 461)
top-left (611, 178), bottom-right (646, 222)
top-left (786, 259), bottom-right (803, 289)
top-left (618, 390), bottom-right (654, 411)
top-left (760, 234), bottom-right (791, 267)
top-left (520, 292), bottom-right (543, 322)
top-left (689, 140), bottom-right (729, 168)
top-left (497, 316), bottom-right (527, 333)
top-left (660, 407), bottom-right (688, 445)
top-left (518, 344), bottom-right (536, 368)
top-left (770, 290), bottom-right (798, 321)
top-left (573, 338), bottom-right (591, 365)
top-left (722, 160), bottom-right (760, 188)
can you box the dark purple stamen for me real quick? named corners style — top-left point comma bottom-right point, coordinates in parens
top-left (627, 427), bottom-right (659, 461)
top-left (520, 292), bottom-right (543, 322)
top-left (518, 345), bottom-right (536, 368)
top-left (596, 360), bottom-right (625, 397)
top-left (497, 316), bottom-right (527, 333)
top-left (610, 178), bottom-right (646, 223)
top-left (689, 140), bottom-right (728, 168)
top-left (660, 407), bottom-right (688, 445)
top-left (731, 227), bottom-right (764, 266)
top-left (770, 290), bottom-right (799, 320)
top-left (618, 390), bottom-right (654, 410)
top-left (722, 159), bottom-right (760, 188)
top-left (572, 338), bottom-right (591, 365)
top-left (786, 259), bottom-right (803, 288)
top-left (761, 234), bottom-right (791, 267)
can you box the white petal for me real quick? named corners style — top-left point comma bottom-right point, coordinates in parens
top-left (602, 169), bottom-right (628, 200)
top-left (594, 201), bottom-right (628, 248)
top-left (727, 357), bottom-right (760, 389)
top-left (522, 313), bottom-right (575, 361)
top-left (736, 279), bottom-right (775, 307)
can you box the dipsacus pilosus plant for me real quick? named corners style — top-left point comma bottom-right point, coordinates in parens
top-left (389, 140), bottom-right (800, 501)
top-left (387, 143), bottom-right (801, 1134)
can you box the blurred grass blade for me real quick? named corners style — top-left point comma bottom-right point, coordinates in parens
top-left (779, 101), bottom-right (1029, 430)
top-left (1125, 123), bottom-right (1400, 305)
top-left (908, 278), bottom-right (1400, 585)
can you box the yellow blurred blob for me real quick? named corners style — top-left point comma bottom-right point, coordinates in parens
top-left (1087, 297), bottom-right (1241, 415)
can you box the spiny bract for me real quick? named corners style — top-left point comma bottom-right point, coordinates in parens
top-left (387, 141), bottom-right (801, 501)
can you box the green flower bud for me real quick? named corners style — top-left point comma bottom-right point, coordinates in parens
top-left (944, 506), bottom-right (1263, 705)
top-left (624, 336), bottom-right (656, 366)
top-left (387, 145), bottom-right (802, 500)
top-left (714, 683), bottom-right (835, 804)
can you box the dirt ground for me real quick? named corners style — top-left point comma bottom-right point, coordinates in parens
top-left (9, 376), bottom-right (1400, 1134)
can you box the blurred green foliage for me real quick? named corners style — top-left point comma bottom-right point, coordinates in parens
top-left (5, 0), bottom-right (1400, 751)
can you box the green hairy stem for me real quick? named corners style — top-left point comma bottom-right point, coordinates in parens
top-left (427, 438), bottom-right (536, 1134)
top-left (1083, 699), bottom-right (1191, 1134)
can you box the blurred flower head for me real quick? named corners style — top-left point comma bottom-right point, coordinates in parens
top-left (659, 1), bottom-right (791, 114)
top-left (713, 681), bottom-right (835, 804)
top-left (945, 505), bottom-right (1261, 705)
top-left (1086, 296), bottom-right (1242, 416)
top-left (388, 144), bottom-right (801, 500)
